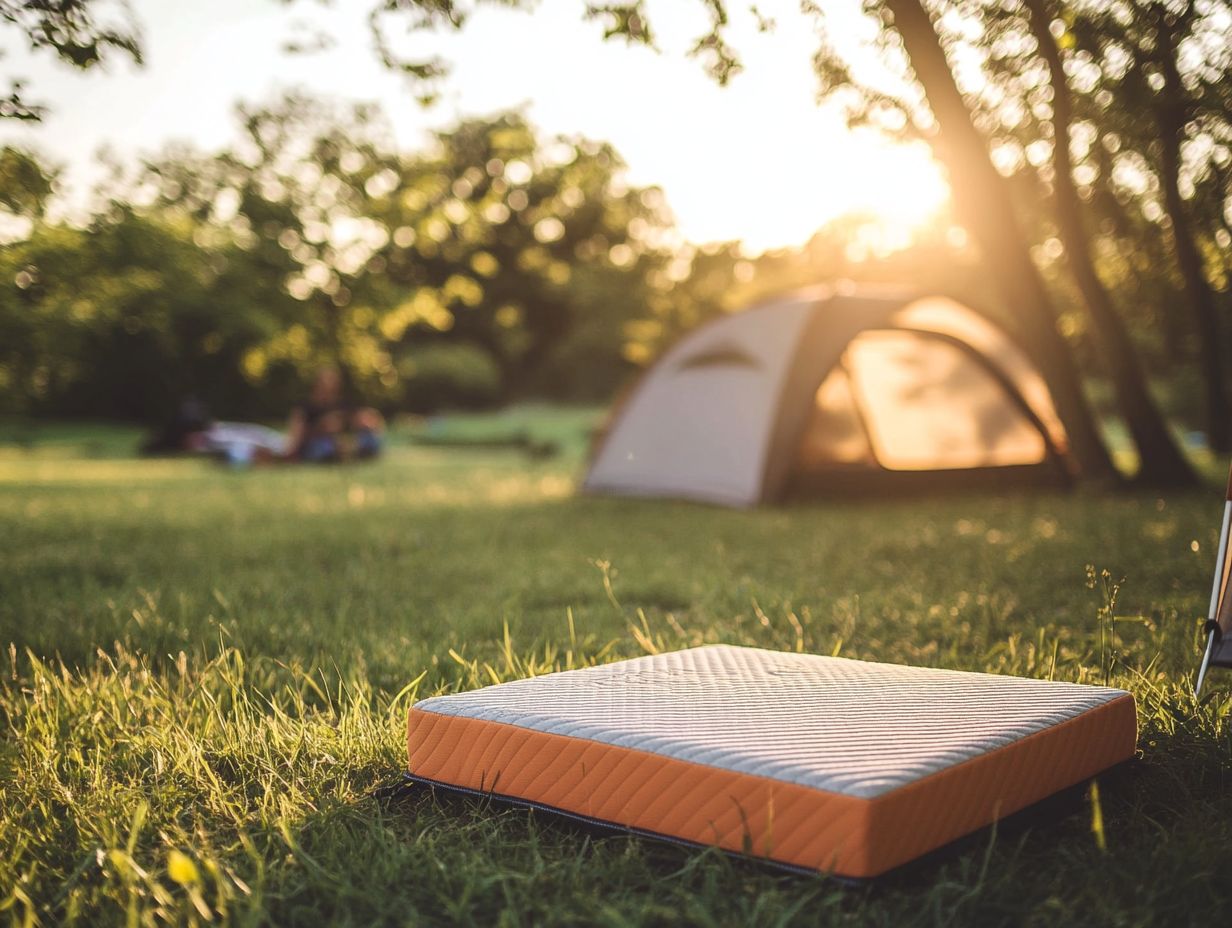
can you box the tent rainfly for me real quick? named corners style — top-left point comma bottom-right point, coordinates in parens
top-left (1196, 463), bottom-right (1232, 699)
top-left (583, 288), bottom-right (1075, 506)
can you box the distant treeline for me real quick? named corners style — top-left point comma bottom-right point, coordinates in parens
top-left (0, 98), bottom-right (980, 423)
top-left (0, 87), bottom-right (1226, 433)
top-left (1, 103), bottom-right (682, 421)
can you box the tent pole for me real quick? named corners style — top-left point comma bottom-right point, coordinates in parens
top-left (1195, 630), bottom-right (1216, 701)
top-left (1196, 492), bottom-right (1232, 701)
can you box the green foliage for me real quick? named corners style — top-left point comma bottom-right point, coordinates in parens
top-left (0, 209), bottom-right (299, 420)
top-left (0, 102), bottom-right (682, 420)
top-left (2, 417), bottom-right (1232, 923)
top-left (0, 146), bottom-right (56, 217)
top-left (356, 109), bottom-right (670, 396)
top-left (398, 341), bottom-right (502, 410)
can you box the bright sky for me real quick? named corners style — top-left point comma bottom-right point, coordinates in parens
top-left (0, 0), bottom-right (948, 254)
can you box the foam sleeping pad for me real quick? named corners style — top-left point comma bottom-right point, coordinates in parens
top-left (406, 645), bottom-right (1136, 878)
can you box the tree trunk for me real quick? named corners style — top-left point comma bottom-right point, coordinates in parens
top-left (1153, 11), bottom-right (1232, 452)
top-left (884, 0), bottom-right (1120, 483)
top-left (1024, 0), bottom-right (1197, 485)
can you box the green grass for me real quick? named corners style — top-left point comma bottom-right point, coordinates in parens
top-left (2, 408), bottom-right (1231, 925)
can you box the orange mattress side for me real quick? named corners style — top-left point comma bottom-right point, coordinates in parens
top-left (864, 692), bottom-right (1137, 873)
top-left (407, 708), bottom-right (874, 875)
top-left (407, 694), bottom-right (1136, 878)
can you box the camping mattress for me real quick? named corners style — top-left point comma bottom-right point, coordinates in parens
top-left (406, 645), bottom-right (1136, 878)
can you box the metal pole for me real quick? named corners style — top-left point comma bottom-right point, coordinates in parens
top-left (1196, 497), bottom-right (1232, 701)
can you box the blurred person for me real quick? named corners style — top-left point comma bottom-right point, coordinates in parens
top-left (285, 366), bottom-right (384, 462)
top-left (140, 396), bottom-right (212, 456)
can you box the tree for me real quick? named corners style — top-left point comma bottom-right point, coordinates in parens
top-left (787, 0), bottom-right (1217, 484)
top-left (791, 0), bottom-right (1121, 481)
top-left (0, 0), bottom-right (142, 120)
top-left (0, 145), bottom-right (56, 216)
top-left (1015, 0), bottom-right (1196, 482)
top-left (48, 96), bottom-right (673, 415)
top-left (1066, 0), bottom-right (1232, 452)
top-left (362, 111), bottom-right (671, 400)
top-left (0, 206), bottom-right (293, 419)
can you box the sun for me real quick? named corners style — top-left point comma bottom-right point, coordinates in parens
top-left (655, 126), bottom-right (951, 255)
top-left (837, 136), bottom-right (951, 231)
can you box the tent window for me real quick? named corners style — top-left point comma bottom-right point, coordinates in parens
top-left (795, 365), bottom-right (876, 470)
top-left (845, 331), bottom-right (1047, 471)
top-left (676, 346), bottom-right (761, 371)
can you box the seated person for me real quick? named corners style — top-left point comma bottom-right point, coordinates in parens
top-left (285, 367), bottom-right (385, 462)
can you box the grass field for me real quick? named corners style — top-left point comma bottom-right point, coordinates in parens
top-left (2, 408), bottom-right (1232, 925)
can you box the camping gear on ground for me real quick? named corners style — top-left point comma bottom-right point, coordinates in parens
top-left (406, 645), bottom-right (1135, 879)
top-left (1195, 463), bottom-right (1232, 699)
top-left (139, 398), bottom-right (287, 463)
top-left (193, 422), bottom-right (288, 464)
top-left (583, 287), bottom-right (1073, 507)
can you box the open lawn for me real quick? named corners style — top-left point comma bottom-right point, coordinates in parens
top-left (2, 409), bottom-right (1231, 925)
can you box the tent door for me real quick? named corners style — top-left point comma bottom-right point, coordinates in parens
top-left (793, 329), bottom-right (1061, 480)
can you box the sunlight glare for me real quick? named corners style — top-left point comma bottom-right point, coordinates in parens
top-left (835, 138), bottom-right (950, 232)
top-left (656, 128), bottom-right (950, 255)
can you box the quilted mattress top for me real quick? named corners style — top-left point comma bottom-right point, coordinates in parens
top-left (413, 644), bottom-right (1130, 799)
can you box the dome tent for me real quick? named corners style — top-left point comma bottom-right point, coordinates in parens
top-left (583, 287), bottom-right (1074, 507)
